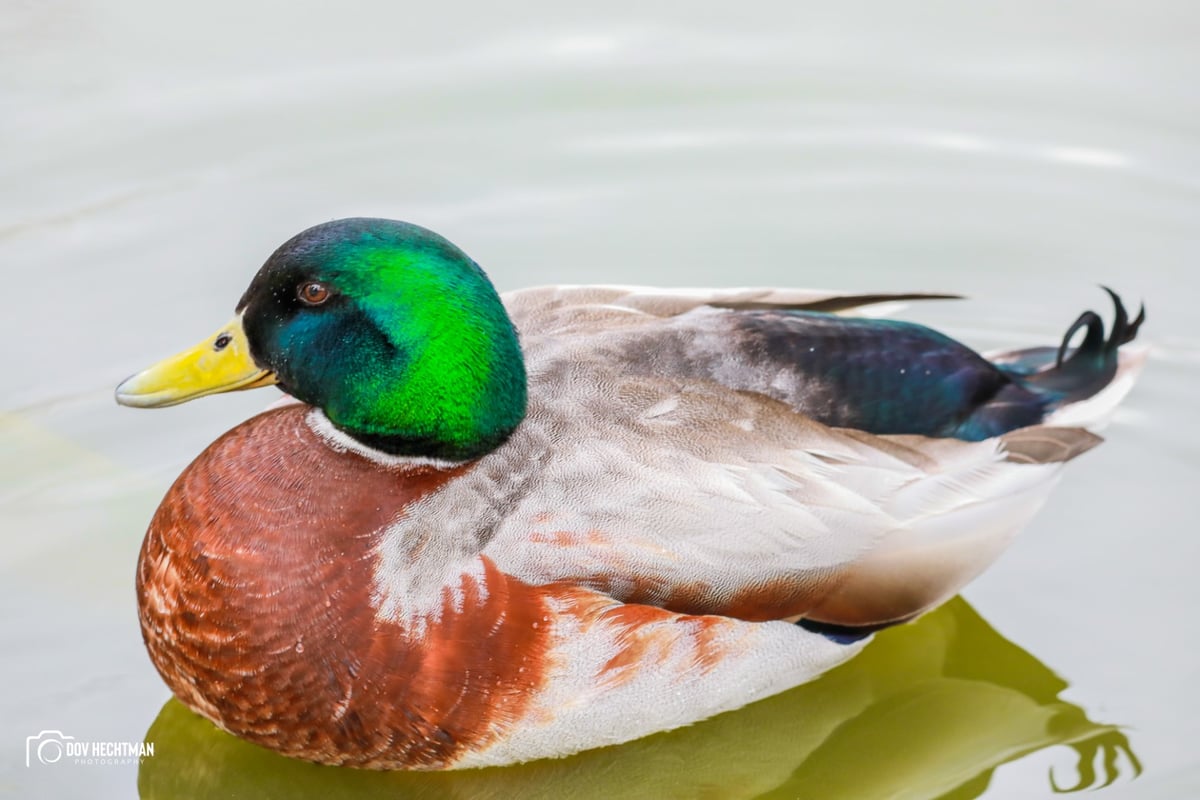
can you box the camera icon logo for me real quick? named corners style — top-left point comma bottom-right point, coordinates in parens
top-left (26, 731), bottom-right (75, 767)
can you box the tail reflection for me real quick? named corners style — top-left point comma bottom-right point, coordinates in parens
top-left (138, 598), bottom-right (1139, 799)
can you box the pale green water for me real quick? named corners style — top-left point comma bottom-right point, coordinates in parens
top-left (3, 2), bottom-right (1198, 798)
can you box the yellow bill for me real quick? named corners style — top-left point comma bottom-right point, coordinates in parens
top-left (115, 315), bottom-right (277, 408)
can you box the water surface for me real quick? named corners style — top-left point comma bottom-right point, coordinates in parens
top-left (3, 2), bottom-right (1197, 797)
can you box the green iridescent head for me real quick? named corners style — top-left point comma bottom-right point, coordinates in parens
top-left (234, 218), bottom-right (527, 459)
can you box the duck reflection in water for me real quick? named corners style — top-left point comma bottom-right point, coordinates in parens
top-left (138, 597), bottom-right (1139, 800)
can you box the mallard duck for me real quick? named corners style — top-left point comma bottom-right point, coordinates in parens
top-left (116, 218), bottom-right (1145, 770)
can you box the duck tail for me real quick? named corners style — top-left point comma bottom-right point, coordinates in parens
top-left (990, 288), bottom-right (1147, 431)
top-left (1035, 287), bottom-right (1145, 397)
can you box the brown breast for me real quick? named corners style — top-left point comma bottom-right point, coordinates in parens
top-left (136, 405), bottom-right (550, 768)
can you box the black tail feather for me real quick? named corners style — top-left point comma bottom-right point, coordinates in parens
top-left (1026, 287), bottom-right (1145, 402)
top-left (1055, 287), bottom-right (1144, 367)
top-left (1054, 310), bottom-right (1106, 369)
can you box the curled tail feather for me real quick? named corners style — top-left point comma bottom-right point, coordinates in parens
top-left (1024, 287), bottom-right (1146, 401)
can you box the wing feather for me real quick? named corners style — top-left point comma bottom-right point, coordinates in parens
top-left (386, 287), bottom-right (1103, 630)
top-left (477, 370), bottom-right (1091, 626)
top-left (503, 284), bottom-right (957, 336)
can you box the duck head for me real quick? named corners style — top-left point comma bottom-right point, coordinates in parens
top-left (116, 218), bottom-right (527, 460)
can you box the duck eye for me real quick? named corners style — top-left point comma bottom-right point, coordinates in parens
top-left (298, 281), bottom-right (331, 306)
